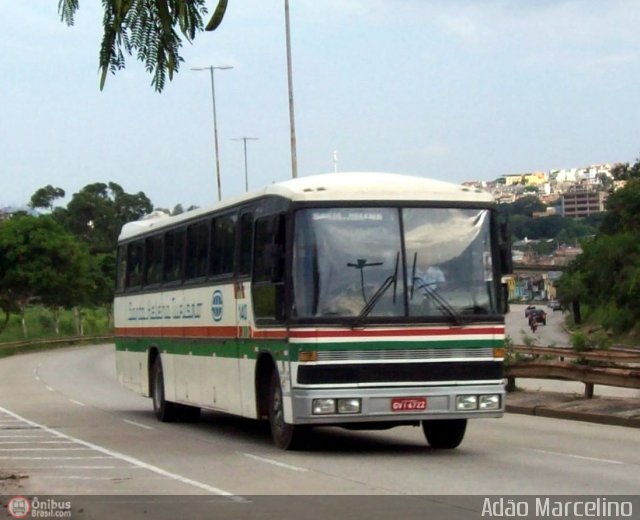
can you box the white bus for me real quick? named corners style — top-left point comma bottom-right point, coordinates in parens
top-left (114, 172), bottom-right (512, 450)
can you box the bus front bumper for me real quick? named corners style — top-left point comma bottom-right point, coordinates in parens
top-left (288, 383), bottom-right (505, 425)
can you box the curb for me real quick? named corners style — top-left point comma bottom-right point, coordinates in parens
top-left (505, 403), bottom-right (640, 429)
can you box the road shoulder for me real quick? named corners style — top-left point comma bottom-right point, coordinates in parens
top-left (506, 390), bottom-right (640, 428)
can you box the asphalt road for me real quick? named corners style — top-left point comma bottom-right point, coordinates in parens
top-left (0, 343), bottom-right (639, 513)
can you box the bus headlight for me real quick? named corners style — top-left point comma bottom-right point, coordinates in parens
top-left (455, 395), bottom-right (478, 411)
top-left (337, 398), bottom-right (361, 414)
top-left (479, 394), bottom-right (501, 410)
top-left (312, 399), bottom-right (336, 415)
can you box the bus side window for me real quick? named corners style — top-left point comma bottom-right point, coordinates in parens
top-left (116, 245), bottom-right (127, 292)
top-left (186, 220), bottom-right (209, 281)
top-left (252, 214), bottom-right (286, 323)
top-left (126, 240), bottom-right (144, 289)
top-left (237, 212), bottom-right (254, 277)
top-left (144, 235), bottom-right (163, 286)
top-left (210, 213), bottom-right (237, 277)
top-left (163, 229), bottom-right (185, 283)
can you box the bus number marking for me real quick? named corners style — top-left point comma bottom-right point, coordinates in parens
top-left (238, 303), bottom-right (248, 322)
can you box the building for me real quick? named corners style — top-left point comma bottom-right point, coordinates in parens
top-left (560, 186), bottom-right (607, 218)
top-left (502, 171), bottom-right (547, 187)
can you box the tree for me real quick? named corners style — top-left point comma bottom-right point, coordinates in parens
top-left (508, 195), bottom-right (547, 218)
top-left (556, 156), bottom-right (640, 334)
top-left (58, 0), bottom-right (229, 91)
top-left (0, 216), bottom-right (94, 336)
top-left (599, 178), bottom-right (640, 235)
top-left (610, 158), bottom-right (640, 182)
top-left (57, 182), bottom-right (153, 254)
top-left (29, 185), bottom-right (66, 212)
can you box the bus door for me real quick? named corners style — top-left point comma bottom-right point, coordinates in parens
top-left (231, 210), bottom-right (255, 414)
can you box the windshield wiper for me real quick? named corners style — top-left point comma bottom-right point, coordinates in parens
top-left (412, 277), bottom-right (464, 325)
top-left (351, 275), bottom-right (396, 328)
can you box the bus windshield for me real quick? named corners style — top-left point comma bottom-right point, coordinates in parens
top-left (292, 207), bottom-right (497, 320)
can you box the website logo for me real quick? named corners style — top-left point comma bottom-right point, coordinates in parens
top-left (8, 496), bottom-right (31, 519)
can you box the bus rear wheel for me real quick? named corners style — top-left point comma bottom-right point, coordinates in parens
top-left (268, 370), bottom-right (308, 450)
top-left (151, 357), bottom-right (179, 422)
top-left (421, 419), bottom-right (467, 449)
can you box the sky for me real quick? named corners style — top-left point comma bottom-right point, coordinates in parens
top-left (2, 1), bottom-right (640, 211)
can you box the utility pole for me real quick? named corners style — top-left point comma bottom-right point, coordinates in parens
top-left (284, 0), bottom-right (298, 178)
top-left (232, 137), bottom-right (259, 192)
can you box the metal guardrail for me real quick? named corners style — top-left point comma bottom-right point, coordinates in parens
top-left (506, 344), bottom-right (640, 397)
top-left (510, 344), bottom-right (640, 363)
top-left (0, 335), bottom-right (114, 351)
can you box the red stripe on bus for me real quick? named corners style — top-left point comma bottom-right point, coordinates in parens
top-left (115, 326), bottom-right (237, 338)
top-left (114, 325), bottom-right (503, 340)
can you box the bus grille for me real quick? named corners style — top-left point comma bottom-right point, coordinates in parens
top-left (297, 361), bottom-right (503, 385)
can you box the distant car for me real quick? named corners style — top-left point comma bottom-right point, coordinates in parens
top-left (524, 305), bottom-right (537, 318)
top-left (548, 300), bottom-right (562, 311)
top-left (529, 309), bottom-right (547, 325)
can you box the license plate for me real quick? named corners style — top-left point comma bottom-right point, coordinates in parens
top-left (391, 397), bottom-right (427, 412)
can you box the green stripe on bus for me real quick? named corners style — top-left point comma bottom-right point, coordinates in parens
top-left (115, 337), bottom-right (503, 361)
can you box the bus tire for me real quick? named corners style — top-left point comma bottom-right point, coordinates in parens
top-left (421, 419), bottom-right (467, 449)
top-left (151, 357), bottom-right (179, 423)
top-left (268, 370), bottom-right (307, 450)
top-left (178, 405), bottom-right (201, 422)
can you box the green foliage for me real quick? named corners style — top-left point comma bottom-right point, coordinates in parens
top-left (58, 0), bottom-right (229, 92)
top-left (501, 195), bottom-right (547, 218)
top-left (0, 216), bottom-right (96, 333)
top-left (0, 305), bottom-right (110, 343)
top-left (570, 330), bottom-right (591, 352)
top-left (499, 203), bottom-right (598, 243)
top-left (29, 185), bottom-right (66, 211)
top-left (54, 182), bottom-right (152, 254)
top-left (0, 181), bottom-right (155, 339)
top-left (600, 178), bottom-right (640, 235)
top-left (557, 156), bottom-right (640, 335)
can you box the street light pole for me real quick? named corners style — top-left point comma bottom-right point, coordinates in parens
top-left (232, 137), bottom-right (259, 192)
top-left (191, 65), bottom-right (233, 201)
top-left (284, 0), bottom-right (298, 179)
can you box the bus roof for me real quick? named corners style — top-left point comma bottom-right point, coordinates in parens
top-left (118, 172), bottom-right (493, 241)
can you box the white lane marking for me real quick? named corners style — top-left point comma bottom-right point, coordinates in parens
top-left (39, 476), bottom-right (127, 480)
top-left (0, 456), bottom-right (113, 460)
top-left (45, 385), bottom-right (55, 392)
top-left (0, 435), bottom-right (51, 439)
top-left (525, 448), bottom-right (624, 465)
top-left (0, 441), bottom-right (74, 445)
top-left (0, 406), bottom-right (244, 500)
top-left (123, 419), bottom-right (154, 430)
top-left (68, 399), bottom-right (86, 407)
top-left (240, 452), bottom-right (308, 472)
top-left (16, 466), bottom-right (117, 470)
top-left (0, 447), bottom-right (92, 451)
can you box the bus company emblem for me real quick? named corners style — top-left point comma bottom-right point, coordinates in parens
top-left (211, 290), bottom-right (224, 322)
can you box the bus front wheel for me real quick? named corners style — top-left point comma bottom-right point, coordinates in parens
top-left (268, 370), bottom-right (308, 450)
top-left (421, 419), bottom-right (467, 449)
top-left (151, 357), bottom-right (179, 422)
